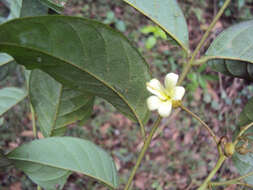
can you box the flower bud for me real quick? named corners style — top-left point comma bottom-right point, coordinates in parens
top-left (224, 142), bottom-right (235, 157)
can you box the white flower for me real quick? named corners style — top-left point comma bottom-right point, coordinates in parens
top-left (146, 73), bottom-right (185, 117)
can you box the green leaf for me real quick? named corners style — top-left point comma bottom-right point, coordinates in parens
top-left (0, 0), bottom-right (22, 66)
top-left (0, 0), bottom-right (49, 66)
top-left (20, 0), bottom-right (48, 17)
top-left (0, 149), bottom-right (12, 168)
top-left (238, 97), bottom-right (253, 126)
top-left (236, 97), bottom-right (253, 139)
top-left (0, 61), bottom-right (9, 80)
top-left (0, 53), bottom-right (13, 66)
top-left (0, 16), bottom-right (151, 133)
top-left (39, 0), bottom-right (66, 13)
top-left (243, 98), bottom-right (253, 121)
top-left (198, 75), bottom-right (207, 89)
top-left (141, 25), bottom-right (156, 34)
top-left (29, 69), bottom-right (94, 137)
top-left (206, 20), bottom-right (253, 80)
top-left (2, 0), bottom-right (48, 19)
top-left (2, 0), bottom-right (22, 20)
top-left (0, 87), bottom-right (27, 116)
top-left (233, 152), bottom-right (253, 185)
top-left (145, 36), bottom-right (157, 49)
top-left (115, 20), bottom-right (126, 32)
top-left (233, 97), bottom-right (253, 184)
top-left (154, 27), bottom-right (167, 40)
top-left (123, 0), bottom-right (189, 51)
top-left (7, 137), bottom-right (118, 189)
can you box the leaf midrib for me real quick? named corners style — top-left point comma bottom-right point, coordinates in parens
top-left (0, 42), bottom-right (143, 128)
top-left (8, 156), bottom-right (115, 188)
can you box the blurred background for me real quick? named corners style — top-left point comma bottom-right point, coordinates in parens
top-left (1, 0), bottom-right (253, 189)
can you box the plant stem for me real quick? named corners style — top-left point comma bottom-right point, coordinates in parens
top-left (30, 104), bottom-right (37, 138)
top-left (30, 101), bottom-right (40, 190)
top-left (180, 104), bottom-right (219, 144)
top-left (234, 121), bottom-right (253, 146)
top-left (197, 154), bottom-right (226, 190)
top-left (140, 124), bottom-right (146, 140)
top-left (124, 116), bottom-right (162, 190)
top-left (210, 171), bottom-right (253, 187)
top-left (178, 0), bottom-right (231, 85)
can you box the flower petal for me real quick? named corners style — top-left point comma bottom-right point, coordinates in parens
top-left (173, 86), bottom-right (185, 100)
top-left (146, 79), bottom-right (166, 100)
top-left (147, 96), bottom-right (162, 111)
top-left (158, 101), bottom-right (172, 117)
top-left (165, 73), bottom-right (179, 90)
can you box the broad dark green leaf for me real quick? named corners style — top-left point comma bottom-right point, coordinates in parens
top-left (7, 137), bottom-right (118, 189)
top-left (233, 97), bottom-right (253, 184)
top-left (0, 0), bottom-right (48, 67)
top-left (123, 0), bottom-right (189, 51)
top-left (39, 0), bottom-right (67, 13)
top-left (0, 0), bottom-right (21, 66)
top-left (30, 69), bottom-right (94, 137)
top-left (0, 87), bottom-right (27, 116)
top-left (206, 20), bottom-right (253, 80)
top-left (0, 16), bottom-right (151, 132)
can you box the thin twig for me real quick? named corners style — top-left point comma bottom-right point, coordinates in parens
top-left (234, 122), bottom-right (253, 146)
top-left (180, 104), bottom-right (219, 144)
top-left (178, 0), bottom-right (231, 85)
top-left (210, 171), bottom-right (253, 187)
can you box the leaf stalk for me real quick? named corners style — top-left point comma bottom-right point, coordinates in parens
top-left (180, 104), bottom-right (219, 144)
top-left (234, 121), bottom-right (253, 146)
top-left (178, 0), bottom-right (231, 85)
top-left (210, 171), bottom-right (253, 187)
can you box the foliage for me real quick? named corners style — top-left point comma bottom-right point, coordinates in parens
top-left (141, 25), bottom-right (167, 49)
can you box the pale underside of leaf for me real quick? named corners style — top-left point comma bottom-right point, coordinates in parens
top-left (29, 69), bottom-right (94, 137)
top-left (0, 16), bottom-right (150, 133)
top-left (13, 160), bottom-right (71, 190)
top-left (7, 137), bottom-right (118, 189)
top-left (206, 20), bottom-right (253, 79)
top-left (39, 0), bottom-right (66, 13)
top-left (0, 53), bottom-right (13, 66)
top-left (0, 87), bottom-right (27, 116)
top-left (233, 152), bottom-right (253, 185)
top-left (3, 0), bottom-right (22, 20)
top-left (233, 97), bottom-right (253, 184)
top-left (123, 0), bottom-right (189, 52)
top-left (20, 0), bottom-right (49, 17)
